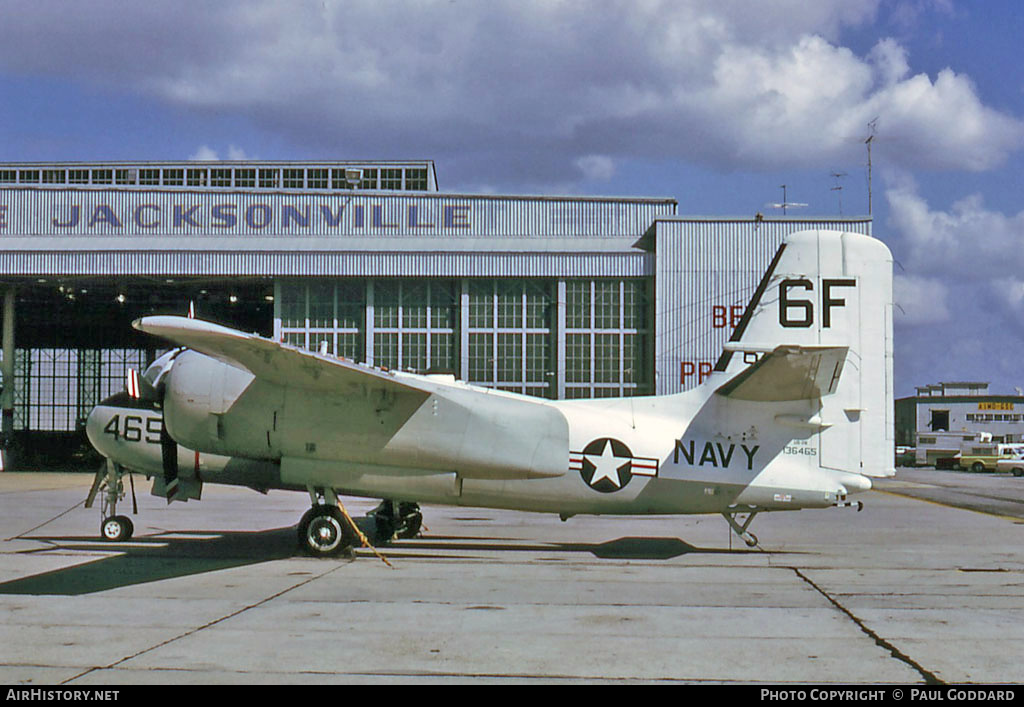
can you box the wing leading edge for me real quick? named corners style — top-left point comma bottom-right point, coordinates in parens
top-left (134, 315), bottom-right (427, 398)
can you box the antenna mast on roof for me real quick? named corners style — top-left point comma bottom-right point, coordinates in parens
top-left (766, 184), bottom-right (808, 215)
top-left (830, 172), bottom-right (847, 215)
top-left (865, 118), bottom-right (878, 216)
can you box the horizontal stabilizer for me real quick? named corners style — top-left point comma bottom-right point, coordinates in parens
top-left (715, 345), bottom-right (848, 402)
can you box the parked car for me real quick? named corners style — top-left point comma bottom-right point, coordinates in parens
top-left (959, 443), bottom-right (1024, 473)
top-left (895, 446), bottom-right (916, 467)
top-left (996, 454), bottom-right (1024, 477)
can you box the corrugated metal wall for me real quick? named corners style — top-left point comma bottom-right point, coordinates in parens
top-left (653, 217), bottom-right (874, 394)
top-left (0, 189), bottom-right (674, 277)
top-left (0, 250), bottom-right (654, 279)
top-left (0, 189), bottom-right (675, 236)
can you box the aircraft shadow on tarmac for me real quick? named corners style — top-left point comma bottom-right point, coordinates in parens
top-left (0, 523), bottom-right (765, 596)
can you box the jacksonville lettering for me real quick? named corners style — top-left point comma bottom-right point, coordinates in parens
top-left (47, 202), bottom-right (472, 232)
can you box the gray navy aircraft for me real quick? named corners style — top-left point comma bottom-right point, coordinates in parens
top-left (85, 228), bottom-right (894, 556)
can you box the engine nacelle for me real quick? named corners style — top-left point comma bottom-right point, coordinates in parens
top-left (163, 350), bottom-right (284, 460)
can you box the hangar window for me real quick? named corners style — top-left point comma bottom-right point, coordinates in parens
top-left (307, 169), bottom-right (328, 189)
top-left (468, 280), bottom-right (554, 396)
top-left (115, 169), bottom-right (136, 185)
top-left (67, 170), bottom-right (88, 184)
top-left (186, 169), bottom-right (207, 187)
top-left (594, 281), bottom-right (620, 329)
top-left (43, 170), bottom-right (67, 184)
top-left (331, 169), bottom-right (355, 189)
top-left (91, 169), bottom-right (112, 184)
top-left (235, 169), bottom-right (256, 187)
top-left (360, 169), bottom-right (378, 190)
top-left (565, 279), bottom-right (651, 398)
top-left (371, 280), bottom-right (455, 373)
top-left (468, 334), bottom-right (492, 382)
top-left (210, 169), bottom-right (232, 187)
top-left (0, 170), bottom-right (14, 184)
top-left (566, 281), bottom-right (590, 329)
top-left (283, 169), bottom-right (304, 189)
top-left (381, 168), bottom-right (403, 190)
top-left (163, 169), bottom-right (184, 186)
top-left (139, 169), bottom-right (160, 185)
top-left (18, 170), bottom-right (39, 183)
top-left (929, 410), bottom-right (949, 431)
top-left (406, 168), bottom-right (428, 191)
top-left (259, 169), bottom-right (280, 188)
top-left (13, 348), bottom-right (148, 433)
top-left (277, 280), bottom-right (366, 361)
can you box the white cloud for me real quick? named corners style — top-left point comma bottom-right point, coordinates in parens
top-left (189, 145), bottom-right (220, 161)
top-left (188, 145), bottom-right (252, 161)
top-left (0, 1), bottom-right (1018, 187)
top-left (893, 274), bottom-right (950, 326)
top-left (887, 180), bottom-right (1024, 280)
top-left (226, 145), bottom-right (252, 161)
top-left (887, 180), bottom-right (1024, 358)
top-left (575, 155), bottom-right (615, 181)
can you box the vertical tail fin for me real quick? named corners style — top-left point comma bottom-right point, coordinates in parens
top-left (714, 230), bottom-right (894, 477)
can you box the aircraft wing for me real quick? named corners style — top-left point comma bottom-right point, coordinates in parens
top-left (133, 315), bottom-right (428, 397)
top-left (714, 345), bottom-right (847, 402)
top-left (133, 316), bottom-right (570, 481)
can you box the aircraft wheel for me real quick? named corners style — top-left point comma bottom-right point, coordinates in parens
top-left (396, 509), bottom-right (423, 539)
top-left (373, 513), bottom-right (395, 543)
top-left (298, 506), bottom-right (354, 557)
top-left (743, 532), bottom-right (758, 548)
top-left (101, 515), bottom-right (134, 542)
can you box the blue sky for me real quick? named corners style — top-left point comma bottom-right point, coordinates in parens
top-left (0, 0), bottom-right (1021, 398)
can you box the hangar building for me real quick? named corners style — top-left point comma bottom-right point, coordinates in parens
top-left (0, 160), bottom-right (871, 468)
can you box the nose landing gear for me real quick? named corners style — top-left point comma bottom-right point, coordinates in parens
top-left (86, 459), bottom-right (137, 542)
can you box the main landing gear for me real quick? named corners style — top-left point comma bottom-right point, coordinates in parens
top-left (367, 500), bottom-right (423, 541)
top-left (86, 459), bottom-right (137, 542)
top-left (297, 488), bottom-right (423, 558)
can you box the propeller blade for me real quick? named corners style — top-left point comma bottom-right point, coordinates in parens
top-left (125, 368), bottom-right (158, 401)
top-left (160, 421), bottom-right (180, 503)
top-left (129, 470), bottom-right (138, 515)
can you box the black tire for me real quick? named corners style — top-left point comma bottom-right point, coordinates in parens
top-left (297, 506), bottom-right (355, 557)
top-left (396, 510), bottom-right (423, 539)
top-left (100, 515), bottom-right (133, 542)
top-left (971, 462), bottom-right (986, 473)
top-left (1012, 467), bottom-right (1024, 478)
top-left (374, 513), bottom-right (395, 543)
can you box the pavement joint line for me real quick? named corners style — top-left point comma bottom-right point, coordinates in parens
top-left (791, 567), bottom-right (943, 685)
top-left (58, 555), bottom-right (353, 685)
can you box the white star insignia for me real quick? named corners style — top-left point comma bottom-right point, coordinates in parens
top-left (585, 439), bottom-right (630, 488)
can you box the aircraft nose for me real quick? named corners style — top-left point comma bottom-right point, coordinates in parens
top-left (85, 394), bottom-right (125, 458)
top-left (85, 405), bottom-right (110, 456)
